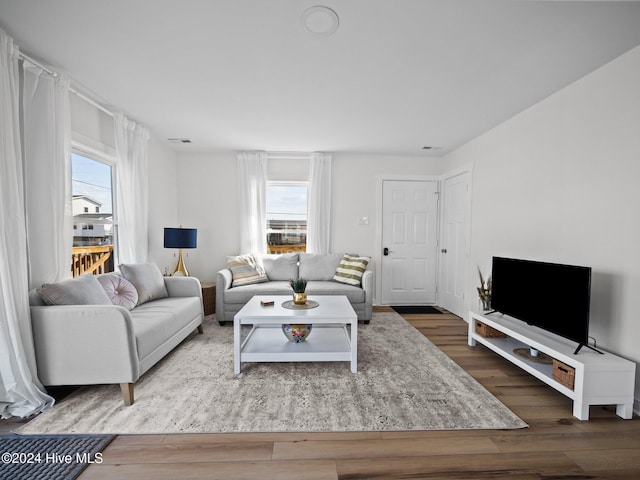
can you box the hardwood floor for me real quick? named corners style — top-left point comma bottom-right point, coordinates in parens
top-left (19, 308), bottom-right (640, 479)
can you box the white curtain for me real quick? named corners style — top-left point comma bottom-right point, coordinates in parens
top-left (306, 152), bottom-right (332, 254)
top-left (237, 151), bottom-right (267, 254)
top-left (115, 114), bottom-right (150, 265)
top-left (0, 29), bottom-right (54, 418)
top-left (22, 62), bottom-right (73, 289)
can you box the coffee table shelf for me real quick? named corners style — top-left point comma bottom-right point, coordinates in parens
top-left (234, 295), bottom-right (358, 375)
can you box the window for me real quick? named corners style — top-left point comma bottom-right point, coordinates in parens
top-left (71, 152), bottom-right (114, 248)
top-left (266, 182), bottom-right (308, 254)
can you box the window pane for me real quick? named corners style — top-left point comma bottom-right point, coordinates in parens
top-left (266, 183), bottom-right (307, 253)
top-left (72, 153), bottom-right (114, 247)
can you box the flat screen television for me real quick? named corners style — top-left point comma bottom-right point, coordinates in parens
top-left (490, 256), bottom-right (594, 354)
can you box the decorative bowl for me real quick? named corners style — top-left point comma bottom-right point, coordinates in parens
top-left (281, 324), bottom-right (313, 342)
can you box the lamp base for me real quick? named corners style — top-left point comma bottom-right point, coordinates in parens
top-left (172, 249), bottom-right (189, 276)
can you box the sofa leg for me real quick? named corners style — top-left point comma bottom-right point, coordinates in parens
top-left (197, 325), bottom-right (204, 334)
top-left (121, 383), bottom-right (134, 406)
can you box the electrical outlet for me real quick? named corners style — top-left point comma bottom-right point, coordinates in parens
top-left (358, 216), bottom-right (369, 225)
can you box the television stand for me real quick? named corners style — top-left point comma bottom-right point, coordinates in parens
top-left (469, 310), bottom-right (636, 420)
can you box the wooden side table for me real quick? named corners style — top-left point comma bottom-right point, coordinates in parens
top-left (201, 281), bottom-right (216, 316)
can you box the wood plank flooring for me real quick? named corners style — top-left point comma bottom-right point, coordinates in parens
top-left (14, 307), bottom-right (640, 479)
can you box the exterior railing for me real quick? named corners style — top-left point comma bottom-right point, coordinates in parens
top-left (71, 245), bottom-right (114, 277)
top-left (267, 244), bottom-right (306, 254)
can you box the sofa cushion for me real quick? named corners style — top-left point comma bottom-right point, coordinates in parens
top-left (130, 297), bottom-right (202, 359)
top-left (257, 253), bottom-right (299, 280)
top-left (120, 263), bottom-right (168, 305)
top-left (306, 281), bottom-right (365, 303)
top-left (97, 273), bottom-right (139, 310)
top-left (299, 253), bottom-right (343, 280)
top-left (224, 281), bottom-right (292, 304)
top-left (37, 274), bottom-right (113, 306)
top-left (333, 255), bottom-right (370, 286)
top-left (227, 253), bottom-right (268, 287)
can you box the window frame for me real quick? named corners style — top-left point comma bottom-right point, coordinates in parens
top-left (265, 180), bottom-right (309, 253)
top-left (71, 144), bottom-right (118, 252)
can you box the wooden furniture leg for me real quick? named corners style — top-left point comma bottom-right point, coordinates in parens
top-left (120, 383), bottom-right (134, 406)
top-left (197, 325), bottom-right (204, 334)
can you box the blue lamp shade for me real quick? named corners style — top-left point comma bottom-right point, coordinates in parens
top-left (164, 228), bottom-right (197, 249)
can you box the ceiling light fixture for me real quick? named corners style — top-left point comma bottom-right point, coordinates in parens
top-left (168, 138), bottom-right (192, 144)
top-left (302, 6), bottom-right (339, 37)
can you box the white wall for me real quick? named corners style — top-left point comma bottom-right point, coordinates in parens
top-left (172, 151), bottom-right (444, 282)
top-left (331, 153), bottom-right (444, 257)
top-left (70, 93), bottom-right (115, 153)
top-left (444, 45), bottom-right (640, 403)
top-left (172, 152), bottom-right (239, 280)
top-left (147, 137), bottom-right (179, 273)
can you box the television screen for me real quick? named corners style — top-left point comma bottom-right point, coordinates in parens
top-left (490, 257), bottom-right (592, 347)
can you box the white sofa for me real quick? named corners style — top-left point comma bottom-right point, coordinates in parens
top-left (29, 265), bottom-right (203, 406)
top-left (216, 253), bottom-right (373, 325)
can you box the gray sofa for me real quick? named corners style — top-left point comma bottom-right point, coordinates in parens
top-left (216, 253), bottom-right (373, 325)
top-left (29, 265), bottom-right (203, 406)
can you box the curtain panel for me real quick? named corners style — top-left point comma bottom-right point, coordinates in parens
top-left (0, 29), bottom-right (54, 419)
top-left (115, 114), bottom-right (150, 265)
top-left (307, 152), bottom-right (332, 254)
top-left (237, 151), bottom-right (268, 254)
top-left (22, 62), bottom-right (73, 289)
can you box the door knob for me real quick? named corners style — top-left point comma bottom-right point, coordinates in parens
top-left (441, 248), bottom-right (447, 253)
top-left (383, 247), bottom-right (390, 256)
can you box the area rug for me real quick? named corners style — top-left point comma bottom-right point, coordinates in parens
top-left (0, 434), bottom-right (113, 480)
top-left (18, 312), bottom-right (526, 434)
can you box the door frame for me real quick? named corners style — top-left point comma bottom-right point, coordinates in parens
top-left (375, 167), bottom-right (473, 308)
top-left (374, 174), bottom-right (441, 306)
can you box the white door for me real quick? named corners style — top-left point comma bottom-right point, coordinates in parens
top-left (439, 171), bottom-right (470, 316)
top-left (381, 180), bottom-right (439, 305)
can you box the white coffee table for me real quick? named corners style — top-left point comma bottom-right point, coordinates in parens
top-left (233, 295), bottom-right (358, 375)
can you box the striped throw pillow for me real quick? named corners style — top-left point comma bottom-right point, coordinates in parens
top-left (227, 254), bottom-right (268, 287)
top-left (333, 254), bottom-right (369, 286)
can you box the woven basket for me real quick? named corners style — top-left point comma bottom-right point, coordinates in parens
top-left (475, 320), bottom-right (507, 338)
top-left (552, 359), bottom-right (575, 390)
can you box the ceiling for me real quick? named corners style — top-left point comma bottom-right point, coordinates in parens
top-left (1, 0), bottom-right (640, 156)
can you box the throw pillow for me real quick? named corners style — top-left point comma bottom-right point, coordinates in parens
top-left (119, 263), bottom-right (168, 305)
top-left (299, 253), bottom-right (343, 281)
top-left (333, 254), bottom-right (370, 286)
top-left (256, 253), bottom-right (299, 281)
top-left (37, 274), bottom-right (113, 306)
top-left (97, 273), bottom-right (139, 310)
top-left (227, 254), bottom-right (269, 287)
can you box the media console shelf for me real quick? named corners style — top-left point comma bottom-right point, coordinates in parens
top-left (469, 309), bottom-right (635, 420)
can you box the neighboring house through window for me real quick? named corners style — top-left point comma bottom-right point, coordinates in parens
top-left (71, 152), bottom-right (114, 248)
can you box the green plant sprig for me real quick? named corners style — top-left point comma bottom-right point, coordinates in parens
top-left (290, 278), bottom-right (308, 293)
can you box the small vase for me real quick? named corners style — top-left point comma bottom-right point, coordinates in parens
top-left (479, 290), bottom-right (491, 311)
top-left (293, 292), bottom-right (307, 305)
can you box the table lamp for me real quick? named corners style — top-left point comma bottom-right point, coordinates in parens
top-left (164, 227), bottom-right (197, 276)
